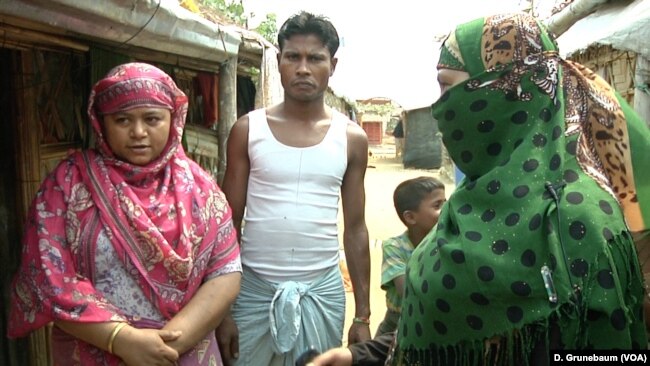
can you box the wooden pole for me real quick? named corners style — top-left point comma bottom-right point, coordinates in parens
top-left (217, 55), bottom-right (238, 186)
top-left (15, 50), bottom-right (51, 366)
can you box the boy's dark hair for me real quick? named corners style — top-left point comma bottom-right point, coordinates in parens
top-left (393, 176), bottom-right (445, 225)
top-left (278, 11), bottom-right (340, 57)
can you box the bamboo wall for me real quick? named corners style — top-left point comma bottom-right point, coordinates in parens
top-left (569, 45), bottom-right (637, 104)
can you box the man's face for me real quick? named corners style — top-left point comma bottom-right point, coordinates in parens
top-left (278, 34), bottom-right (338, 102)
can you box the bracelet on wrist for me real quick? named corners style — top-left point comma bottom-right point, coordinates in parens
top-left (107, 322), bottom-right (128, 354)
top-left (352, 316), bottom-right (370, 325)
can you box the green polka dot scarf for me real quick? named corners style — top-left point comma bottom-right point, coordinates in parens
top-left (391, 13), bottom-right (650, 365)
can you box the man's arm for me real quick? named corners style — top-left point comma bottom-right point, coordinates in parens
top-left (308, 332), bottom-right (395, 366)
top-left (216, 115), bottom-right (250, 365)
top-left (393, 275), bottom-right (406, 298)
top-left (341, 122), bottom-right (371, 344)
top-left (221, 115), bottom-right (250, 237)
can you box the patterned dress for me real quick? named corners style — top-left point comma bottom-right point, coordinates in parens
top-left (9, 63), bottom-right (241, 365)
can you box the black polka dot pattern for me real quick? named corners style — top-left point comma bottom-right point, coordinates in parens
top-left (492, 240), bottom-right (509, 254)
top-left (570, 258), bottom-right (588, 277)
top-left (539, 108), bottom-right (552, 122)
top-left (407, 54), bottom-right (645, 353)
top-left (434, 321), bottom-right (447, 335)
top-left (470, 293), bottom-right (489, 306)
top-left (566, 192), bottom-right (583, 204)
top-left (507, 306), bottom-right (524, 323)
top-left (477, 120), bottom-right (495, 132)
top-left (513, 185), bottom-right (530, 198)
top-left (564, 169), bottom-right (579, 182)
top-left (520, 250), bottom-right (536, 267)
top-left (451, 250), bottom-right (465, 263)
top-left (458, 204), bottom-right (472, 214)
top-left (549, 154), bottom-right (561, 170)
top-left (442, 274), bottom-right (456, 289)
top-left (466, 315), bottom-right (483, 330)
top-left (487, 143), bottom-right (502, 156)
top-left (477, 266), bottom-right (494, 282)
top-left (487, 180), bottom-right (501, 194)
top-left (569, 221), bottom-right (587, 240)
top-left (532, 133), bottom-right (547, 147)
top-left (505, 213), bottom-right (520, 226)
top-left (529, 214), bottom-right (542, 231)
top-left (523, 159), bottom-right (539, 172)
top-left (552, 125), bottom-right (562, 140)
top-left (482, 209), bottom-right (496, 222)
top-left (511, 281), bottom-right (531, 296)
top-left (511, 111), bottom-right (528, 124)
top-left (599, 200), bottom-right (613, 215)
top-left (470, 100), bottom-right (488, 112)
top-left (436, 299), bottom-right (450, 313)
top-left (597, 270), bottom-right (615, 289)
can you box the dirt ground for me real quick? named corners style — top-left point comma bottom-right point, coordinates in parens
top-left (339, 143), bottom-right (455, 344)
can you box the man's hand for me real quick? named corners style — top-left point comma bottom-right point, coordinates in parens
top-left (347, 322), bottom-right (371, 345)
top-left (307, 347), bottom-right (353, 366)
top-left (215, 314), bottom-right (240, 366)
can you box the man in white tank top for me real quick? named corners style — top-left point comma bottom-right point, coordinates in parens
top-left (216, 11), bottom-right (371, 366)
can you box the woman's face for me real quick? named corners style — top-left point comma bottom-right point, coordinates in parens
top-left (103, 107), bottom-right (172, 165)
top-left (437, 68), bottom-right (470, 94)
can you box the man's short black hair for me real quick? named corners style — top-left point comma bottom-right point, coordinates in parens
top-left (278, 11), bottom-right (340, 57)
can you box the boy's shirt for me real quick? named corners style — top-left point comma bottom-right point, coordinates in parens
top-left (380, 231), bottom-right (415, 312)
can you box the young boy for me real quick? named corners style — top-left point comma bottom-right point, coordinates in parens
top-left (375, 176), bottom-right (447, 337)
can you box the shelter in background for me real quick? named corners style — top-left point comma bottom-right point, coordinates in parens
top-left (326, 87), bottom-right (357, 121)
top-left (0, 1), bottom-right (279, 365)
top-left (548, 0), bottom-right (650, 125)
top-left (403, 106), bottom-right (442, 170)
top-left (356, 97), bottom-right (401, 145)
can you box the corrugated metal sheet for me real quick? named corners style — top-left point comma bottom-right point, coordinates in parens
top-left (0, 0), bottom-right (241, 62)
top-left (556, 0), bottom-right (650, 59)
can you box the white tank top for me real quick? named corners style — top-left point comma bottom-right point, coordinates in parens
top-left (241, 108), bottom-right (348, 283)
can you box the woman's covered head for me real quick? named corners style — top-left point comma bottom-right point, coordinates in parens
top-left (436, 13), bottom-right (559, 94)
top-left (88, 62), bottom-right (188, 166)
top-left (432, 13), bottom-right (562, 178)
top-left (437, 12), bottom-right (558, 76)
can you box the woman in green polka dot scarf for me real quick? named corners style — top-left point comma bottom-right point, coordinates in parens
top-left (391, 12), bottom-right (650, 365)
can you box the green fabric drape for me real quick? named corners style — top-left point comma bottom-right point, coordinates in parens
top-left (392, 13), bottom-right (649, 365)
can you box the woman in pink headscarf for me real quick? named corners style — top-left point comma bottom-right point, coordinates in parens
top-left (8, 62), bottom-right (241, 365)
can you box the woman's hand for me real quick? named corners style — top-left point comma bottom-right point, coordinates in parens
top-left (112, 325), bottom-right (181, 366)
top-left (307, 347), bottom-right (353, 366)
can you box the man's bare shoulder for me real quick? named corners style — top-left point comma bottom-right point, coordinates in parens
top-left (343, 119), bottom-right (368, 142)
top-left (229, 112), bottom-right (252, 138)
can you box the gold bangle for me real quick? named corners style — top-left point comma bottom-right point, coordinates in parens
top-left (107, 322), bottom-right (128, 355)
top-left (352, 316), bottom-right (370, 325)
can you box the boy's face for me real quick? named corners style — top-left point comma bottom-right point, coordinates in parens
top-left (411, 188), bottom-right (446, 237)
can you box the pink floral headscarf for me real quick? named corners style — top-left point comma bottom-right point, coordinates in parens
top-left (9, 62), bottom-right (239, 337)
